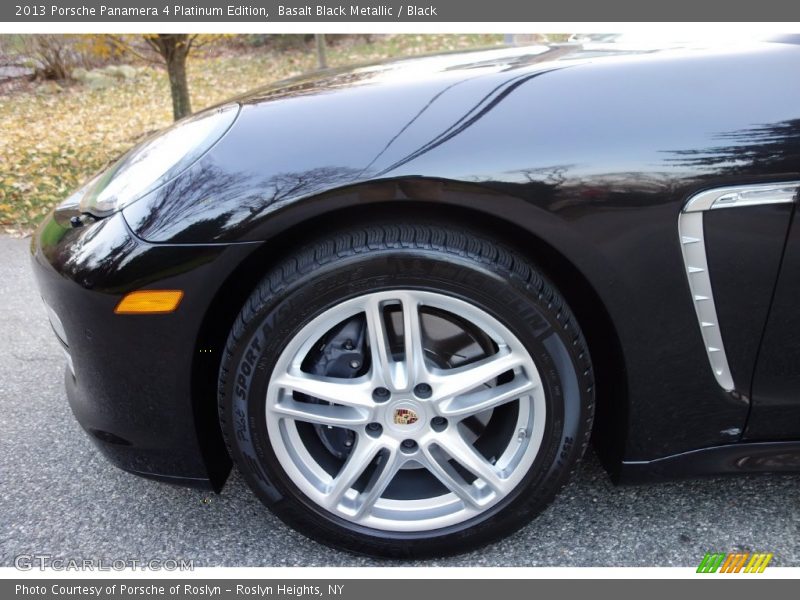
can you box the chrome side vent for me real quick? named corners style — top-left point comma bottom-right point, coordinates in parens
top-left (679, 182), bottom-right (800, 393)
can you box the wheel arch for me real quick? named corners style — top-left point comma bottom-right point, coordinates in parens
top-left (191, 188), bottom-right (630, 491)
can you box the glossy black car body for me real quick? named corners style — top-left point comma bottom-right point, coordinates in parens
top-left (32, 39), bottom-right (800, 493)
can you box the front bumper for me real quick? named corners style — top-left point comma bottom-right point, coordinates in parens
top-left (31, 206), bottom-right (255, 490)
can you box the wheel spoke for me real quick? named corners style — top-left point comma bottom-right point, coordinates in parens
top-left (271, 398), bottom-right (370, 427)
top-left (431, 350), bottom-right (525, 402)
top-left (272, 372), bottom-right (373, 410)
top-left (364, 296), bottom-right (397, 389)
top-left (419, 444), bottom-right (483, 508)
top-left (364, 293), bottom-right (428, 391)
top-left (323, 436), bottom-right (383, 509)
top-left (399, 294), bottom-right (427, 383)
top-left (438, 378), bottom-right (536, 418)
top-left (433, 430), bottom-right (507, 495)
top-left (354, 447), bottom-right (403, 518)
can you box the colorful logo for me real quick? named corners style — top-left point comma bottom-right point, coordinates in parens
top-left (697, 552), bottom-right (773, 573)
top-left (393, 408), bottom-right (419, 425)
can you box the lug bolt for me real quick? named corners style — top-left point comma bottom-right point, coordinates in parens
top-left (401, 439), bottom-right (418, 453)
top-left (366, 422), bottom-right (382, 437)
top-left (431, 416), bottom-right (448, 431)
top-left (413, 383), bottom-right (432, 399)
top-left (372, 387), bottom-right (391, 402)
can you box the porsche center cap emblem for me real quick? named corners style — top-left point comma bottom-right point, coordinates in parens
top-left (393, 408), bottom-right (419, 425)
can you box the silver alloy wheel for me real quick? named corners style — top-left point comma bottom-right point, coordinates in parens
top-left (265, 290), bottom-right (546, 532)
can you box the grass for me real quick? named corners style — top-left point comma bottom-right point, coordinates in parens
top-left (0, 34), bottom-right (504, 234)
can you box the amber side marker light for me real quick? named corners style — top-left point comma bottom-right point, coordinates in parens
top-left (114, 290), bottom-right (184, 314)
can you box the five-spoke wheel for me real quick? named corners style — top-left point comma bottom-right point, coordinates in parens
top-left (219, 222), bottom-right (593, 557)
top-left (266, 290), bottom-right (546, 531)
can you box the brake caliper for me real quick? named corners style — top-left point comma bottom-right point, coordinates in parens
top-left (302, 316), bottom-right (368, 459)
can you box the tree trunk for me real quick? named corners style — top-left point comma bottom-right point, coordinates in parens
top-left (147, 34), bottom-right (193, 121)
top-left (315, 34), bottom-right (327, 70)
top-left (166, 48), bottom-right (191, 120)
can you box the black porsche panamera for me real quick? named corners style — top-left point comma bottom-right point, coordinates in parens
top-left (31, 38), bottom-right (800, 557)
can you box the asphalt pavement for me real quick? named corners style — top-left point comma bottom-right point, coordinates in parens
top-left (1, 234), bottom-right (798, 567)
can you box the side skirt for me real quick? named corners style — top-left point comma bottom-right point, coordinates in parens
top-left (616, 440), bottom-right (800, 483)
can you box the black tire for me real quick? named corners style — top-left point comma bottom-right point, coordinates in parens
top-left (218, 222), bottom-right (594, 558)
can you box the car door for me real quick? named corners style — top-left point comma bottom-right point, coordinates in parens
top-left (748, 198), bottom-right (800, 440)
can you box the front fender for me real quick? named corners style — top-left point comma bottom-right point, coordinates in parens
top-left (120, 41), bottom-right (800, 463)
